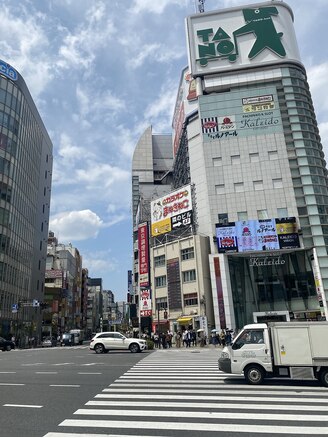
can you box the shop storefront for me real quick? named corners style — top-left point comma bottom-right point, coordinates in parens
top-left (227, 249), bottom-right (322, 328)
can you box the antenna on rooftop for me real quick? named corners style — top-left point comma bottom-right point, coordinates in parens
top-left (195, 0), bottom-right (205, 13)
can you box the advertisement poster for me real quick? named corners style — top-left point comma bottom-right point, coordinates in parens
top-left (236, 220), bottom-right (258, 252)
top-left (256, 219), bottom-right (279, 250)
top-left (216, 223), bottom-right (238, 253)
top-left (138, 222), bottom-right (150, 287)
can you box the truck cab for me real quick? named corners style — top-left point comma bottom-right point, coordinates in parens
top-left (219, 323), bottom-right (272, 384)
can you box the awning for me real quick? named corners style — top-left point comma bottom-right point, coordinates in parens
top-left (177, 317), bottom-right (192, 324)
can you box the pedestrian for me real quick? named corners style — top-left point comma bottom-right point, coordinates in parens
top-left (191, 330), bottom-right (196, 346)
top-left (160, 332), bottom-right (167, 349)
top-left (153, 332), bottom-right (159, 348)
top-left (165, 331), bottom-right (172, 348)
top-left (220, 330), bottom-right (226, 347)
top-left (175, 331), bottom-right (182, 348)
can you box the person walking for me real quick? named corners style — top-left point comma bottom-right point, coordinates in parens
top-left (175, 331), bottom-right (182, 348)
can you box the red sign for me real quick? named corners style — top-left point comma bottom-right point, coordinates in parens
top-left (138, 222), bottom-right (150, 287)
top-left (140, 309), bottom-right (152, 317)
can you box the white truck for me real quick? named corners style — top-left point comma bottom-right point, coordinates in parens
top-left (69, 329), bottom-right (85, 345)
top-left (218, 321), bottom-right (328, 386)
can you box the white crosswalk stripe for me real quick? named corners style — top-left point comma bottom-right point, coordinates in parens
top-left (44, 349), bottom-right (328, 437)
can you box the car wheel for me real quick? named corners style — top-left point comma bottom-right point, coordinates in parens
top-left (320, 369), bottom-right (328, 387)
top-left (244, 365), bottom-right (265, 385)
top-left (94, 343), bottom-right (105, 354)
top-left (129, 343), bottom-right (140, 353)
top-left (6, 345), bottom-right (12, 352)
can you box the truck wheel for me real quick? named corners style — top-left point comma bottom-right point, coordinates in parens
top-left (244, 365), bottom-right (265, 385)
top-left (94, 343), bottom-right (105, 354)
top-left (129, 343), bottom-right (140, 353)
top-left (320, 369), bottom-right (328, 387)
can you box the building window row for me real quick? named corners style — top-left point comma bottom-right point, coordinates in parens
top-left (218, 207), bottom-right (288, 224)
top-left (184, 293), bottom-right (198, 306)
top-left (215, 178), bottom-right (284, 194)
top-left (213, 150), bottom-right (279, 167)
top-left (181, 247), bottom-right (194, 260)
top-left (182, 269), bottom-right (196, 283)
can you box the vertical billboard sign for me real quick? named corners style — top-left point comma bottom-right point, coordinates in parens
top-left (151, 185), bottom-right (193, 237)
top-left (140, 288), bottom-right (152, 317)
top-left (214, 257), bottom-right (226, 329)
top-left (138, 222), bottom-right (150, 288)
top-left (186, 3), bottom-right (301, 77)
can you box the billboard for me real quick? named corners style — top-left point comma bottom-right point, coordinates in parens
top-left (186, 2), bottom-right (302, 77)
top-left (138, 222), bottom-right (150, 287)
top-left (199, 87), bottom-right (282, 142)
top-left (172, 67), bottom-right (199, 157)
top-left (216, 217), bottom-right (300, 253)
top-left (139, 288), bottom-right (152, 317)
top-left (151, 185), bottom-right (193, 237)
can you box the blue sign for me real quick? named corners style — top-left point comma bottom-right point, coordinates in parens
top-left (0, 60), bottom-right (18, 81)
top-left (12, 303), bottom-right (19, 313)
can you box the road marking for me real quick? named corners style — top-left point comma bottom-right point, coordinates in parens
top-left (52, 363), bottom-right (74, 366)
top-left (58, 419), bottom-right (328, 435)
top-left (81, 363), bottom-right (103, 366)
top-left (4, 404), bottom-right (42, 408)
top-left (0, 383), bottom-right (25, 386)
top-left (86, 399), bottom-right (328, 411)
top-left (36, 372), bottom-right (58, 374)
top-left (95, 393), bottom-right (328, 403)
top-left (0, 371), bottom-right (16, 373)
top-left (50, 384), bottom-right (80, 387)
top-left (21, 363), bottom-right (45, 366)
top-left (74, 408), bottom-right (328, 422)
top-left (78, 372), bottom-right (102, 375)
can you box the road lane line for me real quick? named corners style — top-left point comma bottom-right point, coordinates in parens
top-left (50, 384), bottom-right (80, 387)
top-left (4, 404), bottom-right (42, 408)
top-left (78, 372), bottom-right (102, 375)
top-left (36, 372), bottom-right (58, 374)
top-left (0, 371), bottom-right (16, 373)
top-left (0, 383), bottom-right (24, 386)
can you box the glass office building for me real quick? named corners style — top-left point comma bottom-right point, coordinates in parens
top-left (0, 60), bottom-right (53, 338)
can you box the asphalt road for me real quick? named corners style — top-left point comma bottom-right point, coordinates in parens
top-left (0, 344), bottom-right (150, 437)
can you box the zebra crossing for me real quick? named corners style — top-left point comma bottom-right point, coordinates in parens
top-left (44, 348), bottom-right (328, 437)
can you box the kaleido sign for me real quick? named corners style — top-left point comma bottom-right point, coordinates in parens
top-left (186, 3), bottom-right (301, 77)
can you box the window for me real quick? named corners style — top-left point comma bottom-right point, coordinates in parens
top-left (154, 255), bottom-right (165, 267)
top-left (277, 208), bottom-right (288, 218)
top-left (182, 270), bottom-right (196, 282)
top-left (234, 182), bottom-right (244, 192)
top-left (232, 329), bottom-right (264, 350)
top-left (231, 155), bottom-right (240, 164)
top-left (213, 157), bottom-right (222, 166)
top-left (156, 297), bottom-right (167, 310)
top-left (273, 178), bottom-right (283, 189)
top-left (215, 184), bottom-right (225, 195)
top-left (257, 209), bottom-right (268, 219)
top-left (249, 152), bottom-right (259, 162)
top-left (268, 150), bottom-right (278, 160)
top-left (181, 247), bottom-right (194, 261)
top-left (237, 211), bottom-right (248, 221)
top-left (184, 293), bottom-right (198, 306)
top-left (253, 180), bottom-right (263, 190)
top-left (218, 213), bottom-right (228, 225)
top-left (155, 276), bottom-right (166, 287)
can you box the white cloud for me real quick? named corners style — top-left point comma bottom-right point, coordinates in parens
top-left (308, 62), bottom-right (328, 116)
top-left (50, 210), bottom-right (103, 242)
top-left (82, 250), bottom-right (118, 275)
top-left (129, 0), bottom-right (188, 14)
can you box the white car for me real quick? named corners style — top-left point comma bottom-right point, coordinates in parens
top-left (90, 331), bottom-right (147, 354)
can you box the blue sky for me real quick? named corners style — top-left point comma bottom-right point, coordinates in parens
top-left (0, 0), bottom-right (327, 301)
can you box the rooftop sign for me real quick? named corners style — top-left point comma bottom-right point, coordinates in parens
top-left (186, 2), bottom-right (301, 77)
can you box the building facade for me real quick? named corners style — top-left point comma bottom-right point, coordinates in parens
top-left (0, 60), bottom-right (53, 339)
top-left (177, 1), bottom-right (328, 329)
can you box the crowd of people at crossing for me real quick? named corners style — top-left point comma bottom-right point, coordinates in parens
top-left (148, 327), bottom-right (236, 348)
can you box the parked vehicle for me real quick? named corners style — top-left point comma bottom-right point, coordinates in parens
top-left (90, 331), bottom-right (147, 354)
top-left (219, 321), bottom-right (328, 386)
top-left (0, 336), bottom-right (15, 351)
top-left (42, 337), bottom-right (54, 347)
top-left (69, 329), bottom-right (85, 345)
top-left (61, 333), bottom-right (78, 346)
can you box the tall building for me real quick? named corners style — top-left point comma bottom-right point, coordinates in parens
top-left (176, 1), bottom-right (328, 329)
top-left (0, 60), bottom-right (53, 338)
top-left (132, 126), bottom-right (173, 327)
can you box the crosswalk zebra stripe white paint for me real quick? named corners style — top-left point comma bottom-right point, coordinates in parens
top-left (74, 407), bottom-right (328, 422)
top-left (118, 375), bottom-right (235, 379)
top-left (58, 419), bottom-right (328, 435)
top-left (45, 434), bottom-right (172, 437)
top-left (94, 393), bottom-right (328, 403)
top-left (109, 382), bottom-right (327, 391)
top-left (86, 399), bottom-right (328, 411)
top-left (102, 387), bottom-right (326, 396)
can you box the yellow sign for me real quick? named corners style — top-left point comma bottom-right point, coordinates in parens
top-left (276, 221), bottom-right (297, 235)
top-left (151, 218), bottom-right (171, 237)
top-left (243, 102), bottom-right (275, 113)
